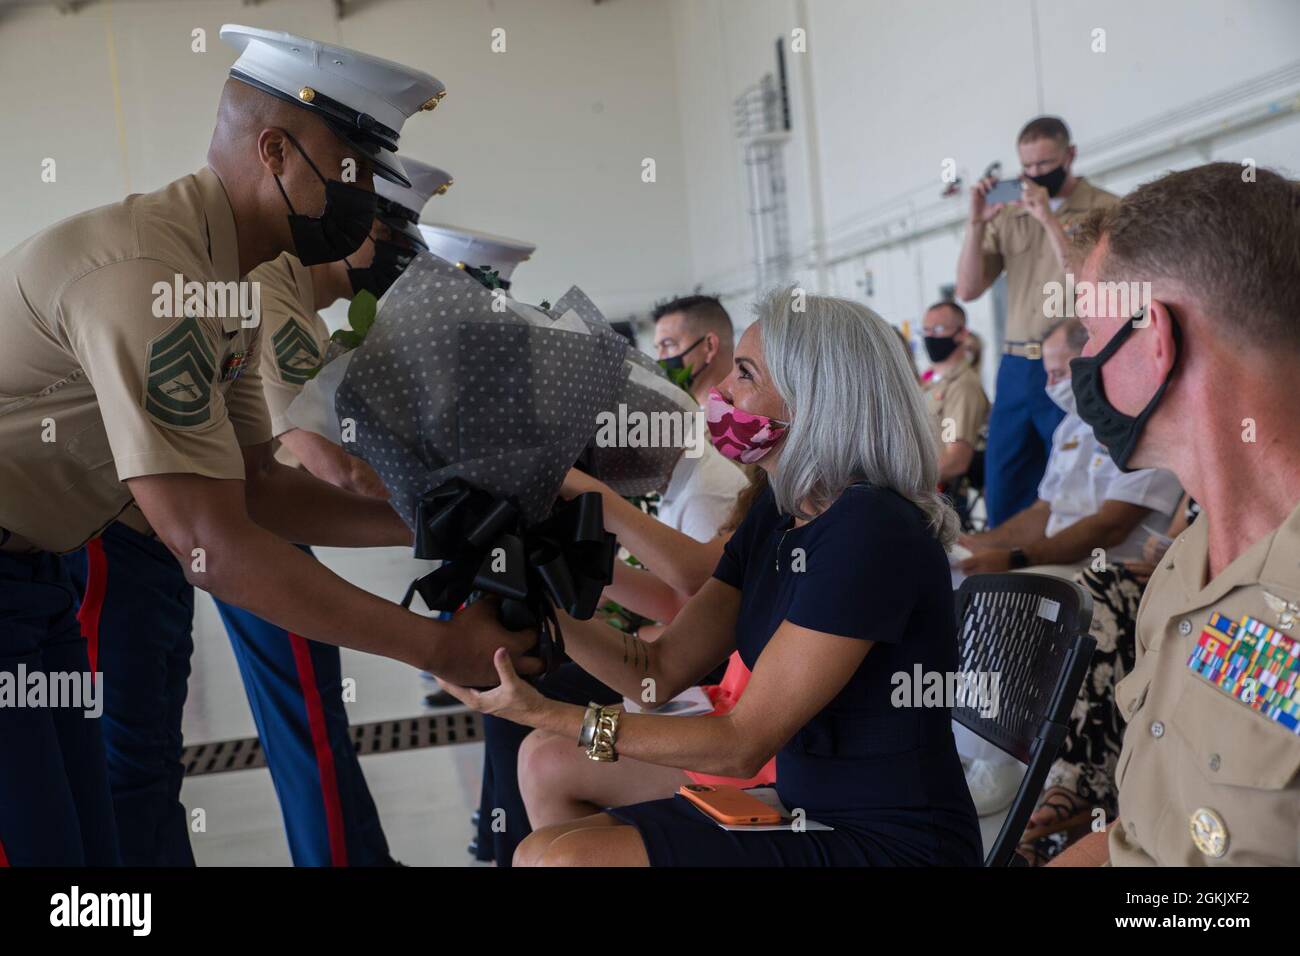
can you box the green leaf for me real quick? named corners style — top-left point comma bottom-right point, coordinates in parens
top-left (598, 599), bottom-right (654, 633)
top-left (329, 328), bottom-right (364, 350)
top-left (348, 290), bottom-right (378, 337)
top-left (663, 364), bottom-right (694, 395)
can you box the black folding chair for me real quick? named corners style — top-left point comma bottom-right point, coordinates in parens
top-left (952, 573), bottom-right (1096, 867)
top-left (956, 446), bottom-right (986, 533)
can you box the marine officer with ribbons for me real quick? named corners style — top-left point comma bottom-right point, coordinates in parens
top-left (1050, 162), bottom-right (1300, 867)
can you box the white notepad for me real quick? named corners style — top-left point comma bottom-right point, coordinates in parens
top-left (622, 685), bottom-right (714, 717)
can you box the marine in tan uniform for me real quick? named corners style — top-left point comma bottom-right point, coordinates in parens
top-left (0, 25), bottom-right (530, 867)
top-left (259, 252), bottom-right (332, 450)
top-left (1048, 162), bottom-right (1300, 867)
top-left (919, 301), bottom-right (989, 488)
top-left (262, 156), bottom-right (453, 483)
top-left (956, 116), bottom-right (1119, 528)
top-left (206, 160), bottom-right (453, 866)
top-left (0, 169), bottom-right (267, 554)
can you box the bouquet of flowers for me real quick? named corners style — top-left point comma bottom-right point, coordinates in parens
top-left (551, 286), bottom-right (700, 498)
top-left (287, 252), bottom-right (699, 670)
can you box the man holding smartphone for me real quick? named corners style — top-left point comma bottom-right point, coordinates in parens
top-left (956, 116), bottom-right (1118, 527)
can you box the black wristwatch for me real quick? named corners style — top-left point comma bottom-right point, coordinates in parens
top-left (1009, 547), bottom-right (1030, 570)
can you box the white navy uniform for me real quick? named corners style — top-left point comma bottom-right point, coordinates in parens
top-left (1038, 412), bottom-right (1182, 563)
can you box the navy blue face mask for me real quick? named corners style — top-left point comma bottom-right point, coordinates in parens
top-left (1069, 307), bottom-right (1181, 472)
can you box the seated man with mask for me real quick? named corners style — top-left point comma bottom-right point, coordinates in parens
top-left (952, 316), bottom-right (1181, 824)
top-left (920, 301), bottom-right (989, 525)
top-left (958, 318), bottom-right (1182, 576)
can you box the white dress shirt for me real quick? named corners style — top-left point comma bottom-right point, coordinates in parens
top-left (656, 441), bottom-right (749, 543)
top-left (1037, 412), bottom-right (1183, 563)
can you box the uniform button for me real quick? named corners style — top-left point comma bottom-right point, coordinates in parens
top-left (1178, 619), bottom-right (1192, 636)
top-left (1208, 753), bottom-right (1221, 772)
top-left (1151, 720), bottom-right (1165, 738)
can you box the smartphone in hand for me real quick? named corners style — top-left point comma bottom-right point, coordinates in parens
top-left (984, 179), bottom-right (1024, 206)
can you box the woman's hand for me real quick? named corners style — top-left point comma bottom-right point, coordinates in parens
top-left (437, 647), bottom-right (550, 727)
top-left (559, 467), bottom-right (606, 501)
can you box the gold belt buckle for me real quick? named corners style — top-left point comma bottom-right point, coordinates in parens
top-left (1023, 342), bottom-right (1042, 360)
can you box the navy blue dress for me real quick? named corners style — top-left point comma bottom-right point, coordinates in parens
top-left (608, 483), bottom-right (982, 866)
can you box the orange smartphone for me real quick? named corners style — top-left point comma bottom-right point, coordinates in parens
top-left (677, 783), bottom-right (783, 826)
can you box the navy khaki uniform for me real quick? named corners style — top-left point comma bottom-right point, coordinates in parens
top-left (1110, 501), bottom-right (1300, 865)
top-left (922, 357), bottom-right (989, 526)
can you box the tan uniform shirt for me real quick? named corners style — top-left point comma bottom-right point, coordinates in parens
top-left (254, 252), bottom-right (328, 442)
top-left (922, 359), bottom-right (989, 451)
top-left (981, 178), bottom-right (1119, 343)
top-left (1110, 501), bottom-right (1300, 865)
top-left (0, 167), bottom-right (271, 554)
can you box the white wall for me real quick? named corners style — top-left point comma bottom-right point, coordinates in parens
top-left (0, 0), bottom-right (692, 319)
top-left (666, 0), bottom-right (1300, 393)
top-left (4, 0), bottom-right (1298, 367)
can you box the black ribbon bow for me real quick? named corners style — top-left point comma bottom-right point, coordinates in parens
top-left (400, 477), bottom-right (617, 675)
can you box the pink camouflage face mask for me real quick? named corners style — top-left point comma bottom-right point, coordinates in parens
top-left (705, 387), bottom-right (790, 464)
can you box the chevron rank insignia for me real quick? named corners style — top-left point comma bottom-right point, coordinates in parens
top-left (273, 317), bottom-right (323, 386)
top-left (144, 316), bottom-right (215, 427)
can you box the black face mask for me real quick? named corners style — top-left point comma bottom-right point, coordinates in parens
top-left (1069, 307), bottom-right (1180, 472)
top-left (347, 238), bottom-right (416, 299)
top-left (274, 132), bottom-right (378, 266)
top-left (658, 335), bottom-right (708, 384)
top-left (923, 335), bottom-right (961, 364)
top-left (1028, 164), bottom-right (1068, 197)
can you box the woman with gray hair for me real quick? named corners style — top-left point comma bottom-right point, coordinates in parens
top-left (439, 288), bottom-right (982, 866)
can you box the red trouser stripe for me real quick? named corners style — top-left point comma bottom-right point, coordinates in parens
top-left (76, 538), bottom-right (108, 674)
top-left (0, 836), bottom-right (9, 866)
top-left (288, 633), bottom-right (348, 867)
